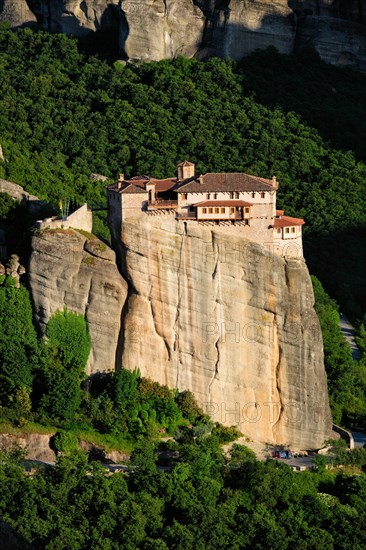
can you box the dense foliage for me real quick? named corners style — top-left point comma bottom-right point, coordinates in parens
top-left (312, 276), bottom-right (366, 427)
top-left (239, 47), bottom-right (366, 164)
top-left (1, 438), bottom-right (366, 549)
top-left (0, 286), bottom-right (207, 442)
top-left (1, 26), bottom-right (366, 548)
top-left (0, 287), bottom-right (38, 404)
top-left (0, 25), bottom-right (366, 238)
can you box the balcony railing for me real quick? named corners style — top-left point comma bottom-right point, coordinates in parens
top-left (148, 200), bottom-right (178, 210)
top-left (176, 211), bottom-right (197, 220)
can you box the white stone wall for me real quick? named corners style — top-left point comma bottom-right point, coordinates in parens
top-left (37, 204), bottom-right (92, 233)
top-left (121, 192), bottom-right (148, 220)
top-left (274, 233), bottom-right (303, 258)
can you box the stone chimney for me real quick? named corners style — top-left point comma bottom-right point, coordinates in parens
top-left (178, 161), bottom-right (195, 181)
top-left (199, 174), bottom-right (204, 185)
top-left (117, 173), bottom-right (124, 189)
top-left (272, 175), bottom-right (278, 190)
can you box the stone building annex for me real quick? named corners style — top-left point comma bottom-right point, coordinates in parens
top-left (108, 161), bottom-right (305, 257)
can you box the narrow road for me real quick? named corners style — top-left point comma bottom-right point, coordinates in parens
top-left (352, 431), bottom-right (366, 448)
top-left (339, 313), bottom-right (361, 360)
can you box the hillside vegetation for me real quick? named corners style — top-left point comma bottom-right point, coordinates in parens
top-left (0, 26), bottom-right (365, 232)
top-left (1, 26), bottom-right (366, 548)
top-left (1, 25), bottom-right (365, 316)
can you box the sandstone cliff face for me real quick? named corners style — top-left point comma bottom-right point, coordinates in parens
top-left (26, 0), bottom-right (121, 36)
top-left (28, 218), bottom-right (332, 448)
top-left (122, 0), bottom-right (205, 62)
top-left (2, 0), bottom-right (366, 69)
top-left (29, 228), bottom-right (127, 375)
top-left (0, 0), bottom-right (37, 28)
top-left (110, 216), bottom-right (332, 449)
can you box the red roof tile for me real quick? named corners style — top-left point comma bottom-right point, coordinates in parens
top-left (177, 173), bottom-right (275, 193)
top-left (120, 183), bottom-right (147, 194)
top-left (194, 200), bottom-right (254, 208)
top-left (149, 178), bottom-right (177, 192)
top-left (274, 215), bottom-right (305, 228)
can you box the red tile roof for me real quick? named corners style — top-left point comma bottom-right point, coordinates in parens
top-left (274, 215), bottom-right (305, 228)
top-left (177, 173), bottom-right (275, 193)
top-left (120, 183), bottom-right (147, 194)
top-left (194, 200), bottom-right (254, 208)
top-left (108, 177), bottom-right (177, 194)
top-left (149, 178), bottom-right (177, 192)
top-left (276, 209), bottom-right (284, 216)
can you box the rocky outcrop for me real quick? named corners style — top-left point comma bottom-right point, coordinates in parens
top-left (29, 228), bottom-right (127, 375)
top-left (296, 15), bottom-right (366, 69)
top-left (1, 0), bottom-right (366, 69)
top-left (26, 0), bottom-right (121, 36)
top-left (0, 432), bottom-right (56, 462)
top-left (122, 0), bottom-right (205, 62)
top-left (0, 254), bottom-right (26, 288)
top-left (0, 178), bottom-right (46, 216)
top-left (0, 0), bottom-right (37, 28)
top-left (109, 215), bottom-right (332, 449)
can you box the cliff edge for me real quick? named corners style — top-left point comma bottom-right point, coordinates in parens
top-left (2, 1), bottom-right (366, 70)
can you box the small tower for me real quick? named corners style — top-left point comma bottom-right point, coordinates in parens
top-left (178, 161), bottom-right (195, 181)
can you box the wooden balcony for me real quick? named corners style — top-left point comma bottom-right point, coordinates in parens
top-left (176, 211), bottom-right (197, 220)
top-left (148, 200), bottom-right (178, 210)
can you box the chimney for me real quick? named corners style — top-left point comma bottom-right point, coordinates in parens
top-left (272, 175), bottom-right (278, 190)
top-left (199, 174), bottom-right (204, 185)
top-left (117, 173), bottom-right (124, 190)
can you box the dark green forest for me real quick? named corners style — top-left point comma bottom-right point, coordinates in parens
top-left (1, 24), bottom-right (366, 548)
top-left (1, 437), bottom-right (366, 549)
top-left (0, 25), bottom-right (365, 316)
top-left (1, 283), bottom-right (366, 549)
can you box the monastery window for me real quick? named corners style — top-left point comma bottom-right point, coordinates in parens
top-left (214, 207), bottom-right (219, 214)
top-left (208, 207), bottom-right (213, 214)
top-left (230, 192), bottom-right (234, 199)
top-left (181, 193), bottom-right (187, 200)
top-left (117, 196), bottom-right (120, 202)
top-left (235, 192), bottom-right (239, 199)
top-left (245, 208), bottom-right (249, 213)
top-left (220, 208), bottom-right (225, 213)
top-left (260, 192), bottom-right (265, 199)
top-left (252, 192), bottom-right (255, 198)
top-left (285, 228), bottom-right (290, 233)
top-left (207, 193), bottom-right (211, 199)
top-left (230, 207), bottom-right (235, 213)
top-left (277, 228), bottom-right (281, 234)
top-left (202, 208), bottom-right (207, 213)
top-left (214, 193), bottom-right (218, 199)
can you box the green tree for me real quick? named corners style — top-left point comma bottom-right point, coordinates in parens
top-left (0, 286), bottom-right (39, 404)
top-left (37, 308), bottom-right (90, 421)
